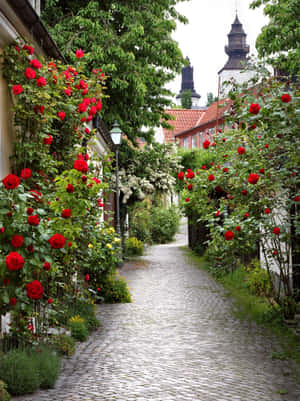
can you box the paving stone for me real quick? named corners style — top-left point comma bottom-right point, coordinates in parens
top-left (13, 220), bottom-right (300, 401)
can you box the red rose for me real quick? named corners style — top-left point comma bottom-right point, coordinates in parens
top-left (20, 168), bottom-right (32, 179)
top-left (73, 159), bottom-right (89, 172)
top-left (264, 208), bottom-right (271, 214)
top-left (13, 84), bottom-right (23, 95)
top-left (23, 45), bottom-right (34, 55)
top-left (89, 106), bottom-right (97, 115)
top-left (48, 298), bottom-right (53, 304)
top-left (237, 147), bottom-right (245, 155)
top-left (215, 186), bottom-right (223, 192)
top-left (201, 165), bottom-right (207, 170)
top-left (79, 80), bottom-right (88, 89)
top-left (36, 77), bottom-right (46, 87)
top-left (83, 98), bottom-right (90, 105)
top-left (5, 252), bottom-right (25, 271)
top-left (294, 196), bottom-right (300, 202)
top-left (250, 124), bottom-right (257, 130)
top-left (224, 230), bottom-right (234, 240)
top-left (75, 49), bottom-right (84, 58)
top-left (281, 94), bottom-right (291, 103)
top-left (177, 171), bottom-right (184, 180)
top-left (241, 190), bottom-right (248, 196)
top-left (65, 88), bottom-right (71, 96)
top-left (81, 175), bottom-right (87, 182)
top-left (215, 211), bottom-right (220, 217)
top-left (2, 174), bottom-right (20, 189)
top-left (249, 103), bottom-right (260, 115)
top-left (58, 111), bottom-right (65, 120)
top-left (43, 135), bottom-right (53, 145)
top-left (187, 184), bottom-right (193, 190)
top-left (10, 298), bottom-right (17, 306)
top-left (248, 173), bottom-right (259, 185)
top-left (273, 227), bottom-right (280, 235)
top-left (27, 207), bottom-right (34, 215)
top-left (28, 215), bottom-right (40, 225)
top-left (29, 190), bottom-right (42, 202)
top-left (235, 226), bottom-right (241, 231)
top-left (48, 233), bottom-right (66, 249)
top-left (92, 177), bottom-right (101, 184)
top-left (259, 168), bottom-right (265, 174)
top-left (203, 140), bottom-right (210, 149)
top-left (61, 209), bottom-right (71, 218)
top-left (66, 184), bottom-right (74, 193)
top-left (27, 244), bottom-right (34, 252)
top-left (244, 212), bottom-right (249, 218)
top-left (223, 168), bottom-right (228, 173)
top-left (78, 102), bottom-right (87, 113)
top-left (24, 68), bottom-right (36, 79)
top-left (26, 280), bottom-right (44, 300)
top-left (85, 274), bottom-right (90, 282)
top-left (208, 174), bottom-right (215, 182)
top-left (11, 234), bottom-right (23, 248)
top-left (185, 198), bottom-right (190, 202)
top-left (0, 227), bottom-right (5, 233)
top-left (186, 171), bottom-right (195, 179)
top-left (84, 128), bottom-right (90, 135)
top-left (96, 101), bottom-right (102, 111)
top-left (43, 262), bottom-right (51, 271)
top-left (68, 242), bottom-right (72, 247)
top-left (30, 59), bottom-right (42, 69)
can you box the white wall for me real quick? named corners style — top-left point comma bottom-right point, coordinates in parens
top-left (219, 69), bottom-right (256, 95)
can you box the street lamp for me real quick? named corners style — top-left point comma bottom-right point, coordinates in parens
top-left (110, 120), bottom-right (122, 237)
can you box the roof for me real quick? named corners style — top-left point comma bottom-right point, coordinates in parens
top-left (174, 98), bottom-right (233, 138)
top-left (162, 109), bottom-right (206, 143)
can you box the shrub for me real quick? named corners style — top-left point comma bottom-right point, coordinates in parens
top-left (150, 207), bottom-right (179, 244)
top-left (50, 334), bottom-right (75, 356)
top-left (129, 202), bottom-right (151, 242)
top-left (0, 380), bottom-right (10, 401)
top-left (247, 264), bottom-right (273, 297)
top-left (125, 237), bottom-right (144, 256)
top-left (68, 316), bottom-right (89, 342)
top-left (57, 300), bottom-right (100, 332)
top-left (101, 271), bottom-right (132, 303)
top-left (32, 347), bottom-right (61, 389)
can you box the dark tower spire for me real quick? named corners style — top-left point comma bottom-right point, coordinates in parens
top-left (176, 57), bottom-right (200, 101)
top-left (219, 14), bottom-right (250, 73)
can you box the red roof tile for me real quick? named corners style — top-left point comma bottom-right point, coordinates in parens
top-left (162, 109), bottom-right (206, 143)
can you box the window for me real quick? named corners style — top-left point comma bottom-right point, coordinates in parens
top-left (199, 133), bottom-right (205, 147)
top-left (183, 137), bottom-right (189, 148)
top-left (192, 135), bottom-right (197, 148)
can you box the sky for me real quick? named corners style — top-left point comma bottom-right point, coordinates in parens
top-left (168, 0), bottom-right (269, 105)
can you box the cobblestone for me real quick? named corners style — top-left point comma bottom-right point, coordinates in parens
top-left (14, 221), bottom-right (300, 400)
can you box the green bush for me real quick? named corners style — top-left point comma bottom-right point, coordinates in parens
top-left (0, 350), bottom-right (40, 395)
top-left (0, 347), bottom-right (60, 395)
top-left (101, 271), bottom-right (132, 303)
top-left (0, 380), bottom-right (11, 401)
top-left (57, 300), bottom-right (100, 332)
top-left (32, 347), bottom-right (61, 389)
top-left (68, 316), bottom-right (89, 342)
top-left (51, 334), bottom-right (75, 356)
top-left (125, 237), bottom-right (144, 256)
top-left (129, 202), bottom-right (151, 243)
top-left (247, 264), bottom-right (273, 297)
top-left (150, 207), bottom-right (179, 244)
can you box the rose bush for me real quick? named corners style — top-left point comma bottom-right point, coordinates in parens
top-left (178, 73), bottom-right (299, 317)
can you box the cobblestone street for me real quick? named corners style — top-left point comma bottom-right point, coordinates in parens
top-left (15, 221), bottom-right (300, 401)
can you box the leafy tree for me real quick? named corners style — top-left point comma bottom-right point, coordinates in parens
top-left (250, 0), bottom-right (300, 76)
top-left (206, 92), bottom-right (218, 107)
top-left (41, 0), bottom-right (188, 143)
top-left (180, 89), bottom-right (192, 109)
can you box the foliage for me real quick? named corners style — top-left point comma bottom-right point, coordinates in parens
top-left (250, 0), bottom-right (300, 76)
top-left (150, 207), bottom-right (179, 244)
top-left (0, 347), bottom-right (60, 395)
top-left (128, 201), bottom-right (152, 243)
top-left (247, 260), bottom-right (273, 297)
top-left (0, 380), bottom-right (10, 401)
top-left (68, 316), bottom-right (89, 341)
top-left (178, 69), bottom-right (299, 317)
top-left (125, 237), bottom-right (144, 257)
top-left (57, 299), bottom-right (99, 332)
top-left (42, 0), bottom-right (188, 143)
top-left (50, 334), bottom-right (75, 356)
top-left (181, 90), bottom-right (192, 109)
top-left (100, 270), bottom-right (132, 303)
top-left (0, 43), bottom-right (126, 339)
top-left (206, 92), bottom-right (218, 107)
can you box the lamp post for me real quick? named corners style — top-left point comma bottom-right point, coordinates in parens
top-left (110, 121), bottom-right (122, 237)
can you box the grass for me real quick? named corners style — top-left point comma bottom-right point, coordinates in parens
top-left (181, 246), bottom-right (300, 369)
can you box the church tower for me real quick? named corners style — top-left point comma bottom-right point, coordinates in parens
top-left (218, 14), bottom-right (255, 95)
top-left (176, 57), bottom-right (201, 109)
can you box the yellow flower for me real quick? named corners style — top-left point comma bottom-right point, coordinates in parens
top-left (106, 243), bottom-right (112, 249)
top-left (114, 237), bottom-right (120, 243)
top-left (88, 243), bottom-right (93, 248)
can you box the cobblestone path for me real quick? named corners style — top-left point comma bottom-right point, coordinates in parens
top-left (15, 221), bottom-right (300, 401)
